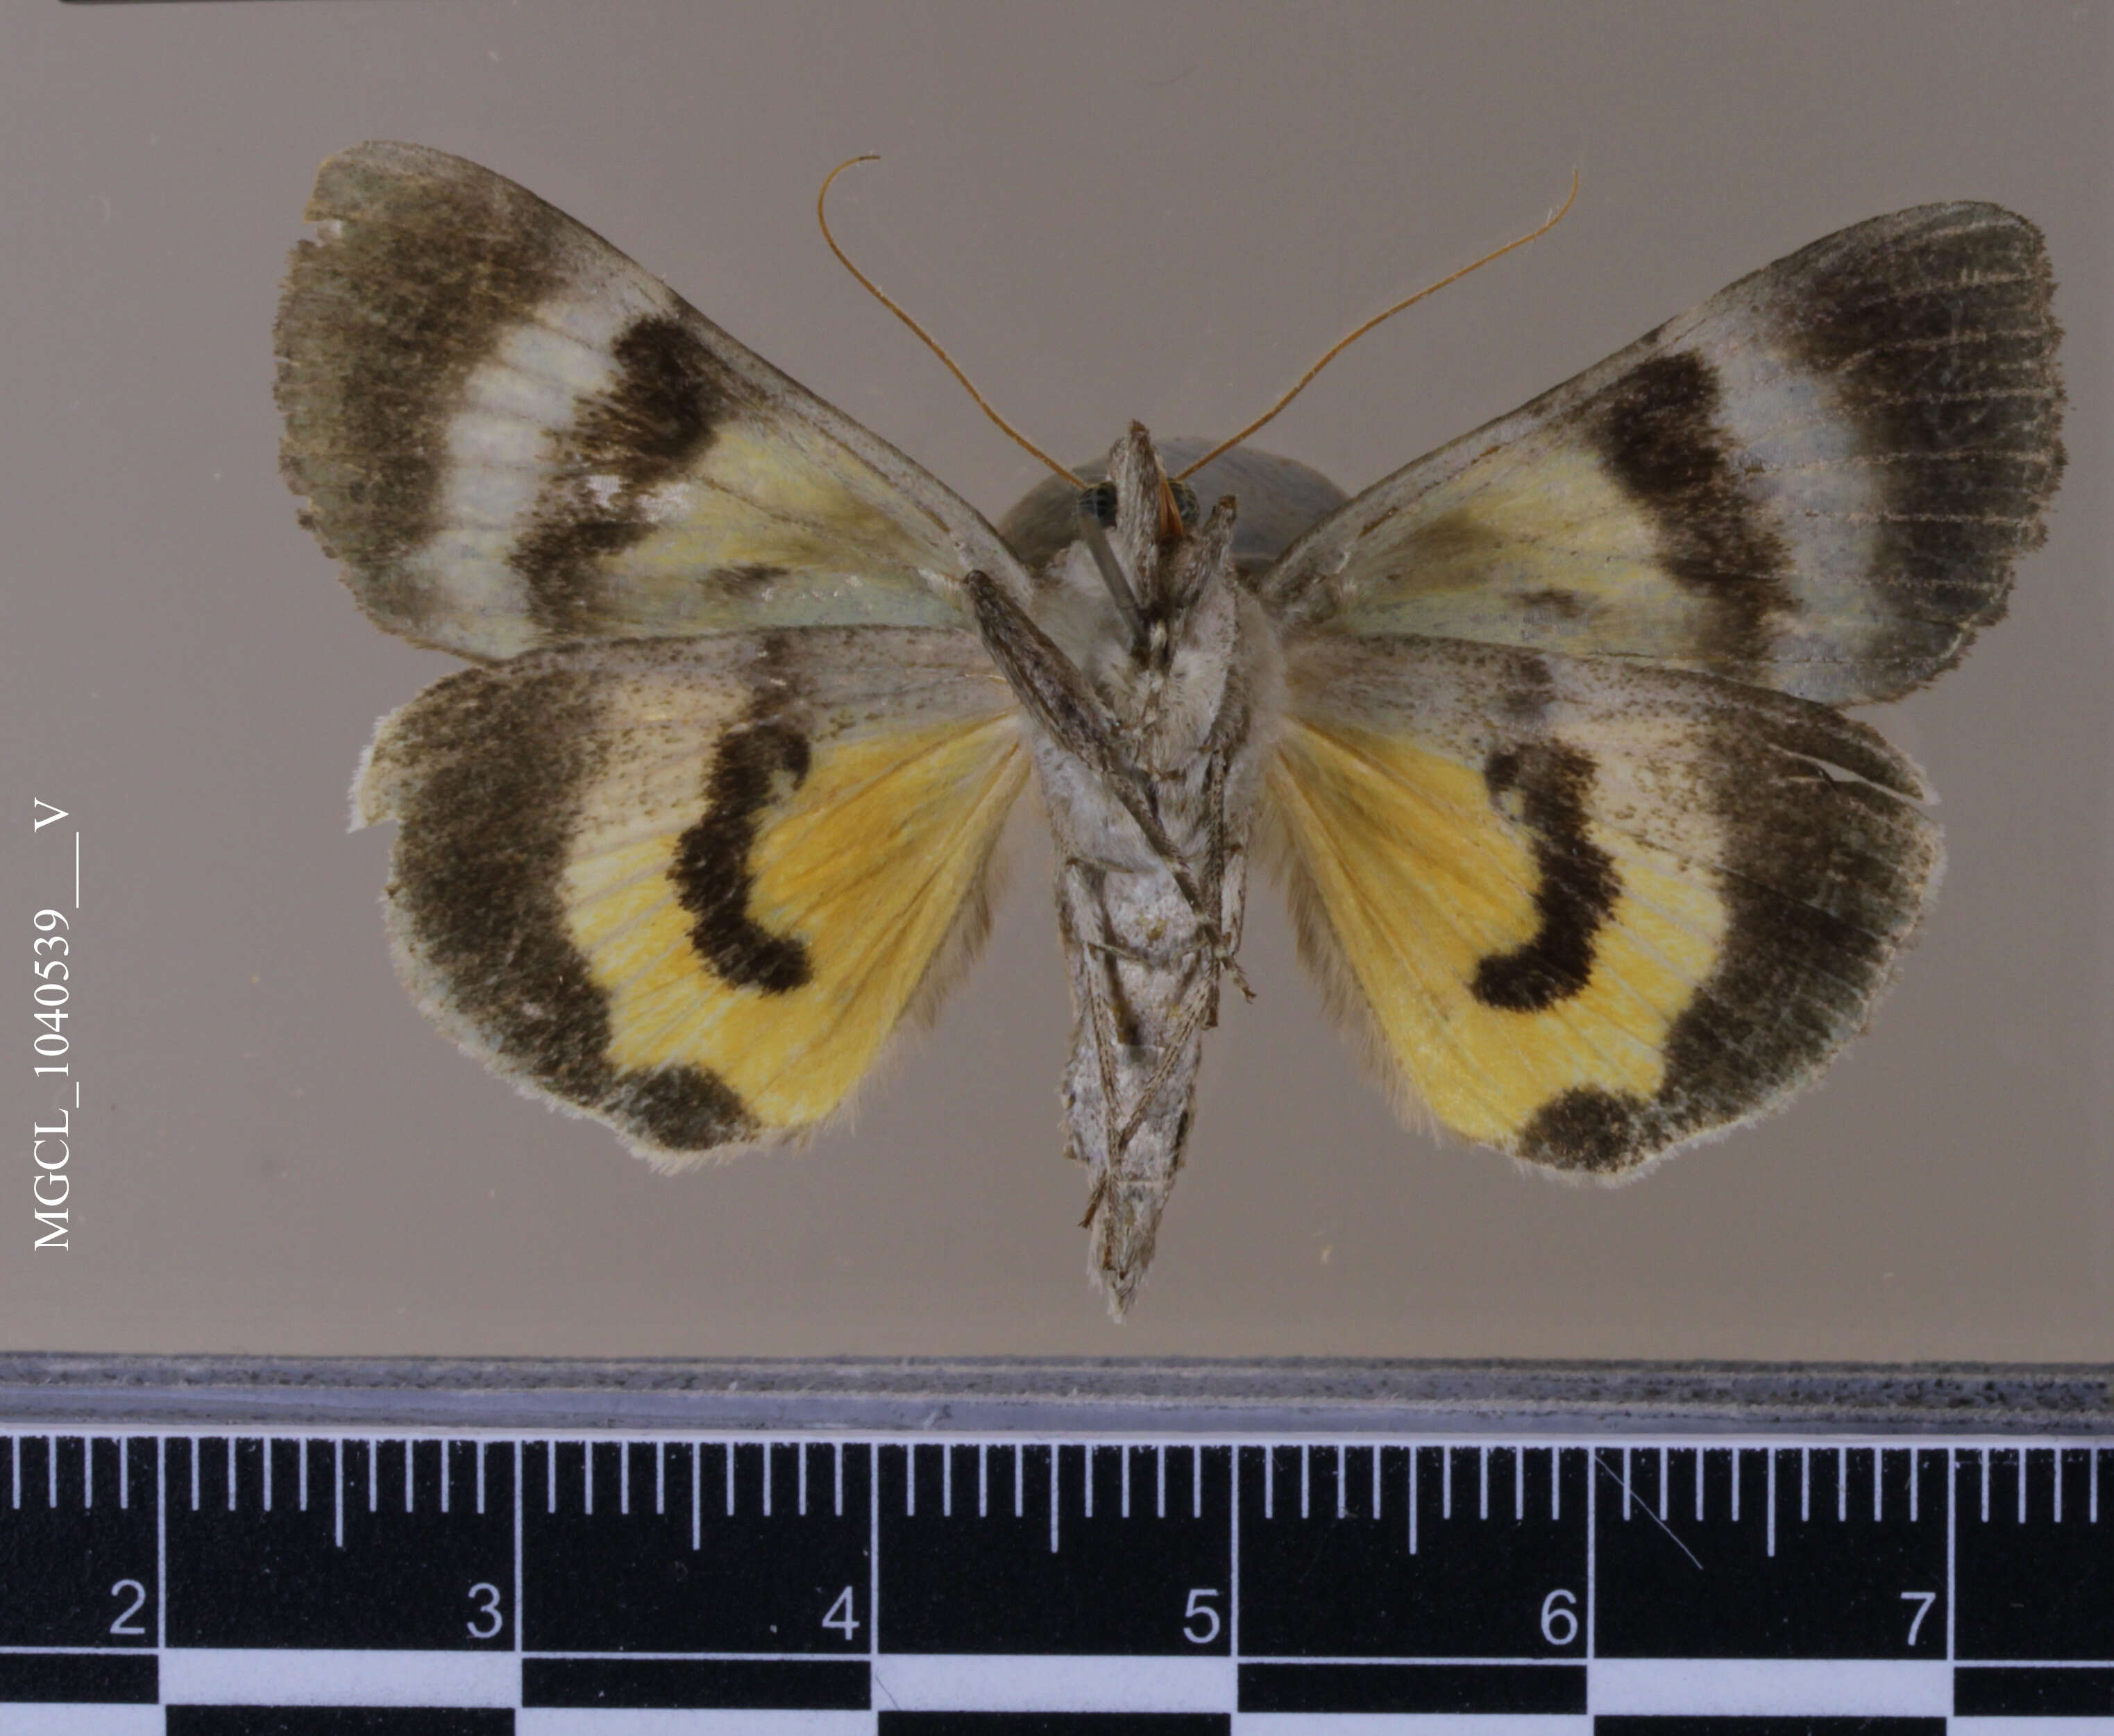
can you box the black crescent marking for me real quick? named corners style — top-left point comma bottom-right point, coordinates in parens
top-left (672, 722), bottom-right (814, 994)
top-left (1471, 742), bottom-right (1620, 1014)
top-left (514, 314), bottom-right (738, 640)
top-left (670, 643), bottom-right (815, 996)
top-left (1593, 350), bottom-right (1795, 676)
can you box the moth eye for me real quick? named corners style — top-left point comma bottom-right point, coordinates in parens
top-left (1079, 479), bottom-right (1119, 527)
top-left (1169, 479), bottom-right (1200, 528)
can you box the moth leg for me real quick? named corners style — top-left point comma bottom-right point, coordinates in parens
top-left (1060, 853), bottom-right (1134, 1172)
top-left (1073, 843), bottom-right (1246, 997)
top-left (1196, 749), bottom-right (1225, 1030)
top-left (1081, 933), bottom-right (1212, 969)
top-left (1083, 937), bottom-right (1165, 965)
top-left (1199, 749), bottom-right (1255, 1017)
top-left (1062, 846), bottom-right (1210, 1166)
top-left (967, 570), bottom-right (1221, 935)
top-left (1114, 970), bottom-right (1217, 1154)
top-left (1079, 1166), bottom-right (1110, 1231)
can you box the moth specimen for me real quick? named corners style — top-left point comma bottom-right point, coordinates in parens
top-left (277, 143), bottom-right (2063, 1314)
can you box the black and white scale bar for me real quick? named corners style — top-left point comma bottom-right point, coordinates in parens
top-left (1240, 1660), bottom-right (1589, 1714)
top-left (524, 1655), bottom-right (870, 1708)
top-left (1957, 1666), bottom-right (2114, 1717)
top-left (1595, 1721), bottom-right (1946, 1736)
top-left (879, 1719), bottom-right (1229, 1735)
top-left (878, 1719), bottom-right (1228, 1735)
top-left (164, 1714), bottom-right (511, 1735)
top-left (1, 1435), bottom-right (2111, 1721)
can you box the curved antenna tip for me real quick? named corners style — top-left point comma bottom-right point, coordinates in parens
top-left (815, 154), bottom-right (1083, 489)
top-left (822, 152), bottom-right (881, 180)
top-left (1174, 168), bottom-right (1583, 482)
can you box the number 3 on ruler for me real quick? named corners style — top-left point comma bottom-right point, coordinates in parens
top-left (466, 1583), bottom-right (503, 1640)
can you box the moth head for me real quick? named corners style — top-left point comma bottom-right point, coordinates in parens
top-left (1074, 424), bottom-right (1240, 762)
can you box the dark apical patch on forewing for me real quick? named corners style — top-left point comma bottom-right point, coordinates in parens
top-left (276, 146), bottom-right (571, 638)
top-left (514, 314), bottom-right (738, 640)
top-left (672, 713), bottom-right (815, 996)
top-left (1472, 743), bottom-right (1618, 1014)
top-left (1517, 684), bottom-right (1941, 1174)
top-left (377, 658), bottom-right (757, 1155)
top-left (1781, 205), bottom-right (2065, 688)
top-left (1591, 350), bottom-right (1795, 677)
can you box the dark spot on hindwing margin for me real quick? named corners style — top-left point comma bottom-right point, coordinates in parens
top-left (1516, 697), bottom-right (1938, 1175)
top-left (1591, 350), bottom-right (1795, 678)
top-left (1516, 1086), bottom-right (1641, 1175)
top-left (382, 658), bottom-right (754, 1153)
top-left (670, 638), bottom-right (815, 995)
top-left (513, 314), bottom-right (738, 640)
top-left (601, 1066), bottom-right (756, 1152)
top-left (1471, 743), bottom-right (1620, 1013)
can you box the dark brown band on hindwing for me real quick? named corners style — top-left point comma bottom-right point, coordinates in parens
top-left (379, 663), bottom-right (756, 1152)
top-left (1592, 350), bottom-right (1795, 677)
top-left (1471, 744), bottom-right (1619, 1013)
top-left (276, 150), bottom-right (571, 633)
top-left (514, 314), bottom-right (740, 640)
top-left (1517, 695), bottom-right (1939, 1174)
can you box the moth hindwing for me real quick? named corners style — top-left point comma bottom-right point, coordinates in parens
top-left (279, 142), bottom-right (2063, 1314)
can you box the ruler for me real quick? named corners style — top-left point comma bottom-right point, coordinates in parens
top-left (2, 1427), bottom-right (2111, 1729)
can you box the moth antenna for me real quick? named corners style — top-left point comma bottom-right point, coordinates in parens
top-left (1174, 168), bottom-right (1582, 482)
top-left (818, 155), bottom-right (1085, 488)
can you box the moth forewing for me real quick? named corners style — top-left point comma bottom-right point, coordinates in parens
top-left (1257, 203), bottom-right (2061, 706)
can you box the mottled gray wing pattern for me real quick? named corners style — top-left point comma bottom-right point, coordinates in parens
top-left (1260, 203), bottom-right (2064, 704)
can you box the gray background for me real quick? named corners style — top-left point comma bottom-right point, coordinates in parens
top-left (2, 1), bottom-right (2106, 1359)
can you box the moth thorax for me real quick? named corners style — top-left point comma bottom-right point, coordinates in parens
top-left (1107, 567), bottom-right (1239, 771)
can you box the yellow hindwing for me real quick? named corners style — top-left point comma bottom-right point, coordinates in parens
top-left (1269, 715), bottom-right (1727, 1150)
top-left (566, 715), bottom-right (1027, 1134)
